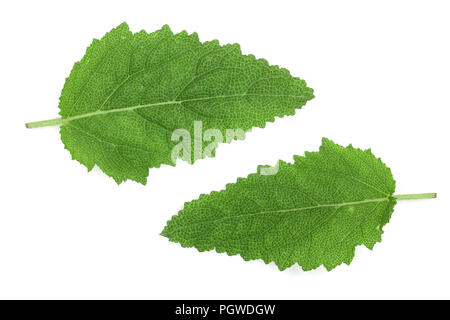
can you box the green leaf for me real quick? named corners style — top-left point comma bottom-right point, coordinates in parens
top-left (26, 23), bottom-right (314, 184)
top-left (162, 138), bottom-right (399, 271)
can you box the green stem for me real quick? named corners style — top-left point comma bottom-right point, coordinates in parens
top-left (393, 193), bottom-right (437, 200)
top-left (25, 117), bottom-right (64, 129)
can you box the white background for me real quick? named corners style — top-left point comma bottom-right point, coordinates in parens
top-left (0, 0), bottom-right (448, 299)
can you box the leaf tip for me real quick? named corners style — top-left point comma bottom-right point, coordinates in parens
top-left (160, 228), bottom-right (169, 238)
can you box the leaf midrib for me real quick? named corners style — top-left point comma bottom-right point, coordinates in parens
top-left (60, 93), bottom-right (306, 124)
top-left (164, 196), bottom-right (390, 234)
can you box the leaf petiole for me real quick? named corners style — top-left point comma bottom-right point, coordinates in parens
top-left (25, 118), bottom-right (64, 129)
top-left (393, 193), bottom-right (437, 200)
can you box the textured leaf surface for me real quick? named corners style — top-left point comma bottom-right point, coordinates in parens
top-left (162, 139), bottom-right (397, 271)
top-left (58, 23), bottom-right (314, 184)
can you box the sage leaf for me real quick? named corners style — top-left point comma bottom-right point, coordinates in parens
top-left (26, 23), bottom-right (314, 184)
top-left (161, 138), bottom-right (436, 271)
